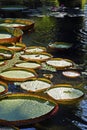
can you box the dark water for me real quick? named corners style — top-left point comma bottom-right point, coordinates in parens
top-left (22, 2), bottom-right (87, 130)
top-left (0, 1), bottom-right (87, 130)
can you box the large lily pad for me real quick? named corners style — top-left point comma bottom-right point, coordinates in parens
top-left (48, 42), bottom-right (73, 52)
top-left (15, 61), bottom-right (41, 70)
top-left (0, 67), bottom-right (37, 81)
top-left (24, 46), bottom-right (47, 54)
top-left (0, 93), bottom-right (58, 127)
top-left (46, 85), bottom-right (84, 102)
top-left (0, 27), bottom-right (23, 43)
top-left (20, 53), bottom-right (53, 62)
top-left (46, 58), bottom-right (74, 70)
top-left (20, 78), bottom-right (52, 92)
top-left (0, 18), bottom-right (35, 31)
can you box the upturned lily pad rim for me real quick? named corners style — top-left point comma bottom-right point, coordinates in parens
top-left (24, 46), bottom-right (47, 54)
top-left (20, 52), bottom-right (53, 62)
top-left (46, 85), bottom-right (84, 102)
top-left (0, 45), bottom-right (14, 60)
top-left (0, 93), bottom-right (58, 127)
top-left (0, 81), bottom-right (8, 95)
top-left (0, 67), bottom-right (37, 82)
top-left (46, 58), bottom-right (74, 70)
top-left (20, 77), bottom-right (53, 92)
top-left (14, 60), bottom-right (41, 69)
top-left (0, 27), bottom-right (23, 43)
top-left (0, 18), bottom-right (35, 31)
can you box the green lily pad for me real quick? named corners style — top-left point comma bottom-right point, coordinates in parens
top-left (48, 42), bottom-right (72, 51)
top-left (20, 78), bottom-right (52, 92)
top-left (0, 93), bottom-right (58, 127)
top-left (0, 67), bottom-right (37, 81)
top-left (15, 61), bottom-right (41, 69)
top-left (0, 18), bottom-right (35, 31)
top-left (20, 53), bottom-right (52, 62)
top-left (46, 87), bottom-right (84, 101)
top-left (46, 58), bottom-right (74, 70)
top-left (24, 46), bottom-right (47, 54)
top-left (0, 27), bottom-right (23, 43)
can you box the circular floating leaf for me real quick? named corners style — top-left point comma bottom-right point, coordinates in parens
top-left (48, 42), bottom-right (72, 51)
top-left (0, 67), bottom-right (37, 81)
top-left (24, 46), bottom-right (47, 54)
top-left (0, 27), bottom-right (23, 43)
top-left (20, 78), bottom-right (52, 92)
top-left (46, 58), bottom-right (74, 70)
top-left (20, 53), bottom-right (52, 62)
top-left (15, 61), bottom-right (41, 70)
top-left (47, 86), bottom-right (84, 102)
top-left (0, 93), bottom-right (58, 127)
top-left (0, 18), bottom-right (35, 31)
top-left (62, 70), bottom-right (81, 78)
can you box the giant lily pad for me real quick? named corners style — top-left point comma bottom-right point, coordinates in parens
top-left (0, 93), bottom-right (58, 127)
top-left (0, 18), bottom-right (35, 31)
top-left (14, 61), bottom-right (41, 70)
top-left (46, 85), bottom-right (84, 102)
top-left (46, 58), bottom-right (74, 70)
top-left (48, 42), bottom-right (73, 52)
top-left (24, 46), bottom-right (47, 54)
top-left (0, 67), bottom-right (37, 82)
top-left (20, 53), bottom-right (52, 62)
top-left (20, 78), bottom-right (52, 92)
top-left (0, 27), bottom-right (23, 43)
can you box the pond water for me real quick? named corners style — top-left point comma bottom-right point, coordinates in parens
top-left (0, 1), bottom-right (87, 130)
top-left (22, 4), bottom-right (87, 130)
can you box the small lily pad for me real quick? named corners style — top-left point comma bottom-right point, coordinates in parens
top-left (0, 81), bottom-right (8, 95)
top-left (62, 70), bottom-right (81, 78)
